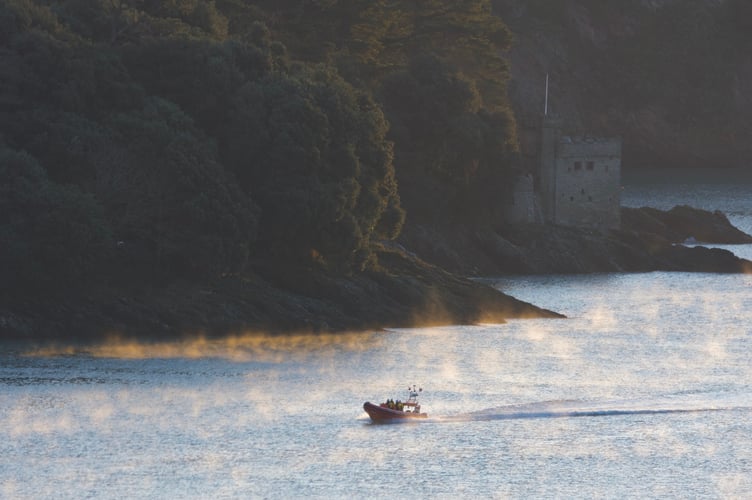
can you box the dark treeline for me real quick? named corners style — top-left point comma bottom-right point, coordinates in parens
top-left (494, 0), bottom-right (752, 169)
top-left (4, 1), bottom-right (751, 338)
top-left (0, 0), bottom-right (519, 304)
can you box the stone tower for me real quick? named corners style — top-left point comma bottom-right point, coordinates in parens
top-left (539, 114), bottom-right (562, 224)
top-left (538, 116), bottom-right (622, 230)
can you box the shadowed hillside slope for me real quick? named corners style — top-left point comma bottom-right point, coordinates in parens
top-left (494, 0), bottom-right (752, 171)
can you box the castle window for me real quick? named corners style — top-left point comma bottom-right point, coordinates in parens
top-left (586, 161), bottom-right (594, 171)
top-left (581, 188), bottom-right (585, 195)
top-left (588, 196), bottom-right (593, 202)
top-left (574, 161), bottom-right (582, 171)
top-left (570, 196), bottom-right (574, 202)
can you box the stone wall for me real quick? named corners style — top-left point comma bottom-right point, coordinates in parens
top-left (553, 137), bottom-right (621, 229)
top-left (505, 173), bottom-right (542, 224)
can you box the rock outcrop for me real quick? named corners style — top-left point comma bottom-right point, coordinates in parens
top-left (621, 205), bottom-right (752, 244)
top-left (398, 206), bottom-right (752, 276)
top-left (0, 246), bottom-right (562, 342)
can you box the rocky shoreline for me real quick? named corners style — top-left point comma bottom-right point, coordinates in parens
top-left (2, 205), bottom-right (749, 343)
top-left (398, 205), bottom-right (752, 276)
top-left (0, 246), bottom-right (562, 343)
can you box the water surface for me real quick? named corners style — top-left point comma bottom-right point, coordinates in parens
top-left (1, 169), bottom-right (751, 498)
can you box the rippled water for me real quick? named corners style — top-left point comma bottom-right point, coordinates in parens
top-left (1, 169), bottom-right (751, 498)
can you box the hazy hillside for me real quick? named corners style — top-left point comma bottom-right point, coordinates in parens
top-left (0, 0), bottom-right (550, 340)
top-left (494, 0), bottom-right (752, 170)
top-left (3, 0), bottom-right (750, 340)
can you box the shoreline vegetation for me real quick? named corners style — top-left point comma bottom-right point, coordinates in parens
top-left (2, 204), bottom-right (750, 343)
top-left (1, 245), bottom-right (564, 343)
top-left (2, 1), bottom-right (752, 343)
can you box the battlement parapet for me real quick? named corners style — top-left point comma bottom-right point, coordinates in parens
top-left (557, 137), bottom-right (622, 158)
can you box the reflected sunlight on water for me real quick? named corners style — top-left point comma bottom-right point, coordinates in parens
top-left (1, 175), bottom-right (752, 498)
top-left (2, 270), bottom-right (752, 498)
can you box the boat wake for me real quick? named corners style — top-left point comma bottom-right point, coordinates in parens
top-left (434, 395), bottom-right (752, 423)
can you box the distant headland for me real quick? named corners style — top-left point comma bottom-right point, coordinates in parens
top-left (2, 1), bottom-right (752, 342)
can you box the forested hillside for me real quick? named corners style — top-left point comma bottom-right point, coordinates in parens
top-left (3, 0), bottom-right (750, 339)
top-left (0, 0), bottom-right (542, 339)
top-left (244, 0), bottom-right (520, 223)
top-left (495, 0), bottom-right (752, 170)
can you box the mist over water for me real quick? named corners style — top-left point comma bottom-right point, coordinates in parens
top-left (2, 172), bottom-right (752, 498)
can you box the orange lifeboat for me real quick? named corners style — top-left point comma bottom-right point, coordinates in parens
top-left (363, 386), bottom-right (427, 422)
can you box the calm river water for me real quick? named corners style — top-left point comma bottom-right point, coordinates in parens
top-left (1, 169), bottom-right (751, 498)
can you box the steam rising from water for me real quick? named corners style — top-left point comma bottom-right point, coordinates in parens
top-left (24, 332), bottom-right (384, 362)
top-left (3, 268), bottom-right (752, 498)
top-left (3, 175), bottom-right (750, 497)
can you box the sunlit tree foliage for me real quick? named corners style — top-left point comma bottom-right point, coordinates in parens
top-left (223, 66), bottom-right (404, 268)
top-left (0, 0), bottom-right (415, 292)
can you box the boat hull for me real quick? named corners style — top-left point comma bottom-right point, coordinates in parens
top-left (363, 402), bottom-right (427, 422)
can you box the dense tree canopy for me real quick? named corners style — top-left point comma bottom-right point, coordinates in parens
top-left (0, 146), bottom-right (111, 294)
top-left (222, 66), bottom-right (404, 268)
top-left (495, 0), bottom-right (752, 167)
top-left (1, 0), bottom-right (521, 298)
top-left (380, 53), bottom-right (517, 220)
top-left (238, 0), bottom-right (520, 222)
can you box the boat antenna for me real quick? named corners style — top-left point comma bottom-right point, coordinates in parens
top-left (544, 73), bottom-right (549, 116)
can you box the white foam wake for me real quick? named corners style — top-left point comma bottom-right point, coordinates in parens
top-left (435, 394), bottom-right (752, 423)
